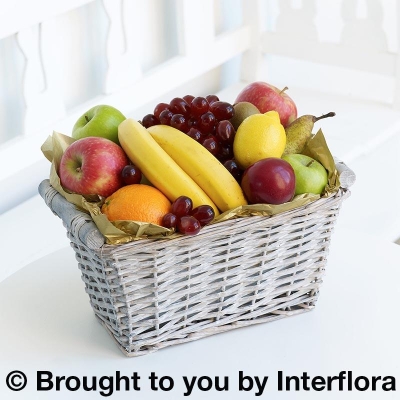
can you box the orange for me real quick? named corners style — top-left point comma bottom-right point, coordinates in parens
top-left (101, 184), bottom-right (171, 225)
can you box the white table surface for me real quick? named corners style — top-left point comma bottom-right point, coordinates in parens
top-left (1, 225), bottom-right (399, 399)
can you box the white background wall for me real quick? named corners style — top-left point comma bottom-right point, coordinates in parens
top-left (0, 0), bottom-right (244, 146)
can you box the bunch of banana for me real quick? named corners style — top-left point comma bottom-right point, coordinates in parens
top-left (147, 125), bottom-right (247, 212)
top-left (118, 119), bottom-right (219, 215)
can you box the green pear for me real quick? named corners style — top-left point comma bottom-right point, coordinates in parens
top-left (283, 112), bottom-right (335, 155)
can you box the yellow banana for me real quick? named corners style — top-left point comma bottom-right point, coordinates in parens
top-left (118, 119), bottom-right (219, 215)
top-left (148, 125), bottom-right (248, 212)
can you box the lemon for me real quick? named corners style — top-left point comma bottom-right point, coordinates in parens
top-left (264, 110), bottom-right (281, 123)
top-left (233, 111), bottom-right (286, 170)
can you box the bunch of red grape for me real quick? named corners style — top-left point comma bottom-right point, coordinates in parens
top-left (141, 95), bottom-right (242, 182)
top-left (162, 196), bottom-right (215, 235)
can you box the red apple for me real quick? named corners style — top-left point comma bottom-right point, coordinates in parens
top-left (241, 158), bottom-right (295, 204)
top-left (59, 137), bottom-right (129, 197)
top-left (235, 82), bottom-right (297, 127)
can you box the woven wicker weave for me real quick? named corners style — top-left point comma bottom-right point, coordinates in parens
top-left (39, 176), bottom-right (351, 357)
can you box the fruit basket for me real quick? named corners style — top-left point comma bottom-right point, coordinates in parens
top-left (39, 167), bottom-right (352, 357)
top-left (38, 83), bottom-right (355, 356)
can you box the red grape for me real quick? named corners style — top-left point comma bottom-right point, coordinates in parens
top-left (159, 109), bottom-right (174, 125)
top-left (162, 213), bottom-right (177, 229)
top-left (198, 111), bottom-right (216, 135)
top-left (154, 103), bottom-right (170, 119)
top-left (178, 216), bottom-right (201, 235)
top-left (210, 101), bottom-right (234, 120)
top-left (202, 136), bottom-right (220, 156)
top-left (187, 127), bottom-right (203, 141)
top-left (223, 159), bottom-right (242, 181)
top-left (171, 114), bottom-right (189, 132)
top-left (190, 205), bottom-right (215, 226)
top-left (191, 97), bottom-right (209, 118)
top-left (121, 165), bottom-right (142, 185)
top-left (142, 114), bottom-right (159, 128)
top-left (171, 196), bottom-right (193, 217)
top-left (183, 94), bottom-right (195, 104)
top-left (206, 94), bottom-right (219, 105)
top-left (170, 97), bottom-right (191, 116)
top-left (216, 120), bottom-right (235, 144)
top-left (187, 117), bottom-right (197, 128)
top-left (218, 143), bottom-right (233, 162)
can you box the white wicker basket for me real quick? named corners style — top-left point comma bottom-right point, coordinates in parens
top-left (39, 167), bottom-right (352, 357)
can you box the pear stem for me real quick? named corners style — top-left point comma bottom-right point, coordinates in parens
top-left (314, 111), bottom-right (336, 122)
top-left (85, 115), bottom-right (89, 123)
top-left (306, 160), bottom-right (314, 167)
top-left (279, 86), bottom-right (289, 95)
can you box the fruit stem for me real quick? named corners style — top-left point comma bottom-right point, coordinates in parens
top-left (306, 159), bottom-right (315, 167)
top-left (279, 86), bottom-right (289, 95)
top-left (76, 167), bottom-right (82, 173)
top-left (314, 112), bottom-right (336, 122)
top-left (85, 115), bottom-right (89, 123)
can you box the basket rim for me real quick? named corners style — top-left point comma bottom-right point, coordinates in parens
top-left (39, 178), bottom-right (350, 254)
top-left (99, 187), bottom-right (350, 255)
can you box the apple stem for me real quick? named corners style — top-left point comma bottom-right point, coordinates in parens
top-left (76, 167), bottom-right (82, 173)
top-left (85, 115), bottom-right (89, 123)
top-left (279, 86), bottom-right (289, 95)
top-left (314, 112), bottom-right (336, 122)
top-left (306, 159), bottom-right (315, 167)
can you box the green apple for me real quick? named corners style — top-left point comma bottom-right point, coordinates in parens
top-left (72, 105), bottom-right (126, 144)
top-left (282, 154), bottom-right (328, 195)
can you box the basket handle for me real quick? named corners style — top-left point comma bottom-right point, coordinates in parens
top-left (334, 158), bottom-right (356, 188)
top-left (38, 180), bottom-right (105, 250)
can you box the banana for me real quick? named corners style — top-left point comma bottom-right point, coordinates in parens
top-left (118, 119), bottom-right (219, 215)
top-left (147, 125), bottom-right (248, 212)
